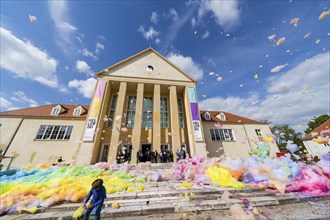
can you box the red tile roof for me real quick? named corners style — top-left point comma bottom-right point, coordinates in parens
top-left (200, 110), bottom-right (263, 124)
top-left (0, 104), bottom-right (89, 118)
top-left (303, 119), bottom-right (330, 140)
top-left (0, 105), bottom-right (262, 124)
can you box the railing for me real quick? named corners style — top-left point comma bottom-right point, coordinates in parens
top-left (0, 155), bottom-right (15, 171)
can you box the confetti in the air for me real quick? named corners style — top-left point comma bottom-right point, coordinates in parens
top-left (319, 10), bottom-right (330, 20)
top-left (240, 84), bottom-right (243, 87)
top-left (276, 37), bottom-right (285, 46)
top-left (29, 15), bottom-right (37, 22)
top-left (290, 18), bottom-right (299, 27)
top-left (254, 74), bottom-right (258, 80)
top-left (202, 94), bottom-right (207, 98)
top-left (216, 76), bottom-right (223, 82)
top-left (304, 32), bottom-right (312, 39)
top-left (271, 63), bottom-right (288, 73)
top-left (115, 115), bottom-right (122, 121)
top-left (214, 123), bottom-right (222, 129)
top-left (315, 39), bottom-right (321, 44)
top-left (209, 72), bottom-right (214, 76)
top-left (268, 34), bottom-right (276, 42)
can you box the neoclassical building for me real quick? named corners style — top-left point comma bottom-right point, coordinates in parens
top-left (0, 48), bottom-right (279, 168)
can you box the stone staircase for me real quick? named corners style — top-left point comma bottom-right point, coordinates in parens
top-left (2, 181), bottom-right (329, 220)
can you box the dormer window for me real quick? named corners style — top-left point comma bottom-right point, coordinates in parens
top-left (73, 108), bottom-right (81, 116)
top-left (51, 107), bottom-right (60, 116)
top-left (203, 112), bottom-right (211, 120)
top-left (216, 112), bottom-right (226, 121)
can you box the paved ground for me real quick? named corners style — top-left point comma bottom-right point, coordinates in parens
top-left (1, 164), bottom-right (329, 219)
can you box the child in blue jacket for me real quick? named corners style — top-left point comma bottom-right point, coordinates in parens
top-left (83, 178), bottom-right (106, 220)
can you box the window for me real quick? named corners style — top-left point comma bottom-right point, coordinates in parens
top-left (204, 112), bottom-right (211, 120)
top-left (217, 112), bottom-right (226, 121)
top-left (255, 129), bottom-right (263, 141)
top-left (73, 108), bottom-right (81, 116)
top-left (324, 143), bottom-right (330, 147)
top-left (35, 125), bottom-right (73, 140)
top-left (145, 65), bottom-right (154, 71)
top-left (210, 128), bottom-right (235, 141)
top-left (51, 108), bottom-right (60, 115)
top-left (161, 143), bottom-right (171, 151)
top-left (107, 95), bottom-right (118, 128)
top-left (126, 96), bottom-right (136, 128)
top-left (160, 97), bottom-right (168, 128)
top-left (142, 97), bottom-right (153, 128)
top-left (100, 144), bottom-right (109, 162)
top-left (178, 98), bottom-right (184, 128)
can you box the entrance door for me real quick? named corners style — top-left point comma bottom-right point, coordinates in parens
top-left (99, 144), bottom-right (109, 162)
top-left (141, 144), bottom-right (152, 162)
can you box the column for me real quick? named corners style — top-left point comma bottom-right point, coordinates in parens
top-left (90, 82), bottom-right (111, 163)
top-left (131, 83), bottom-right (144, 164)
top-left (108, 82), bottom-right (127, 163)
top-left (169, 85), bottom-right (181, 162)
top-left (184, 86), bottom-right (196, 156)
top-left (152, 84), bottom-right (161, 153)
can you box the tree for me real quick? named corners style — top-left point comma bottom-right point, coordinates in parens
top-left (304, 114), bottom-right (330, 135)
top-left (270, 124), bottom-right (305, 152)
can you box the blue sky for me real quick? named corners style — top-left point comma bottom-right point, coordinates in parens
top-left (1, 0), bottom-right (329, 132)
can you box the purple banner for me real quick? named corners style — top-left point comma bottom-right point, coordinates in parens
top-left (190, 103), bottom-right (200, 120)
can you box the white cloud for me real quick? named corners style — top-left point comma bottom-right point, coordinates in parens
top-left (95, 43), bottom-right (105, 54)
top-left (138, 25), bottom-right (160, 41)
top-left (48, 0), bottom-right (78, 55)
top-left (191, 17), bottom-right (196, 27)
top-left (0, 27), bottom-right (58, 88)
top-left (199, 52), bottom-right (330, 131)
top-left (75, 60), bottom-right (93, 76)
top-left (151, 11), bottom-right (159, 24)
top-left (199, 0), bottom-right (240, 31)
top-left (79, 43), bottom-right (105, 60)
top-left (68, 78), bottom-right (97, 98)
top-left (166, 52), bottom-right (204, 81)
top-left (11, 91), bottom-right (38, 107)
top-left (202, 30), bottom-right (210, 39)
top-left (79, 48), bottom-right (97, 59)
top-left (169, 8), bottom-right (179, 22)
top-left (0, 97), bottom-right (13, 110)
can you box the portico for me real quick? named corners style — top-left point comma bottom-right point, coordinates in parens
top-left (75, 48), bottom-right (207, 165)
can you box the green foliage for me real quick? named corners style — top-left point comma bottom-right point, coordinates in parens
top-left (304, 114), bottom-right (330, 135)
top-left (270, 124), bottom-right (305, 152)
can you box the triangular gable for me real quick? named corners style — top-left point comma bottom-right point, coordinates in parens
top-left (97, 48), bottom-right (196, 83)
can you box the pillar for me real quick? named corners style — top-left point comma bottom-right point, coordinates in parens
top-left (169, 85), bottom-right (181, 162)
top-left (131, 83), bottom-right (144, 164)
top-left (153, 84), bottom-right (161, 153)
top-left (108, 82), bottom-right (127, 163)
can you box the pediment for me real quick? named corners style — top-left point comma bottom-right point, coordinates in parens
top-left (97, 48), bottom-right (196, 83)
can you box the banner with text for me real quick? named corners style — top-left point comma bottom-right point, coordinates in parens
top-left (83, 80), bottom-right (107, 141)
top-left (188, 87), bottom-right (203, 141)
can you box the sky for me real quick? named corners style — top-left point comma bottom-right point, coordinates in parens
top-left (0, 0), bottom-right (329, 133)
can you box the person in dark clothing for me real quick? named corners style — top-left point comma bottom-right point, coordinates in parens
top-left (83, 179), bottom-right (107, 220)
top-left (57, 156), bottom-right (63, 163)
top-left (155, 150), bottom-right (158, 163)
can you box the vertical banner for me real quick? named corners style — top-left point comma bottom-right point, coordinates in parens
top-left (83, 80), bottom-right (107, 141)
top-left (188, 87), bottom-right (203, 141)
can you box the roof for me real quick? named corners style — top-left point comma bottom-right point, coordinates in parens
top-left (0, 104), bottom-right (89, 118)
top-left (303, 119), bottom-right (330, 140)
top-left (96, 47), bottom-right (197, 83)
top-left (1, 105), bottom-right (263, 124)
top-left (200, 110), bottom-right (263, 124)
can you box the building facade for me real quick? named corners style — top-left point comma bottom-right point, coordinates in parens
top-left (302, 119), bottom-right (330, 156)
top-left (0, 48), bottom-right (279, 168)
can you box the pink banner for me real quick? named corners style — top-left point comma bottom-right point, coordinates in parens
top-left (95, 80), bottom-right (107, 98)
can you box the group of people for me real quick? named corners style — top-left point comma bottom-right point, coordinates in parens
top-left (136, 147), bottom-right (187, 163)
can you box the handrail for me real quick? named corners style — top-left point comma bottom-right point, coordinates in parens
top-left (0, 156), bottom-right (15, 171)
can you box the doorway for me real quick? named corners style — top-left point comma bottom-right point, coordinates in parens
top-left (141, 144), bottom-right (152, 162)
top-left (99, 144), bottom-right (109, 162)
